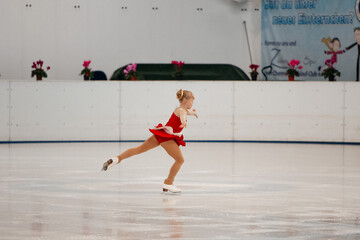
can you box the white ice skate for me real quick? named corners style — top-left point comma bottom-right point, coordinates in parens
top-left (101, 157), bottom-right (118, 171)
top-left (163, 184), bottom-right (181, 193)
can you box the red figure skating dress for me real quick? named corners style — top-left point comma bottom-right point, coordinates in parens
top-left (149, 112), bottom-right (185, 146)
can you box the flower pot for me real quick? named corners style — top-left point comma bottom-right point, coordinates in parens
top-left (84, 75), bottom-right (90, 81)
top-left (175, 75), bottom-right (183, 80)
top-left (130, 75), bottom-right (137, 81)
top-left (36, 75), bottom-right (42, 81)
top-left (250, 72), bottom-right (258, 81)
top-left (329, 75), bottom-right (336, 81)
top-left (288, 75), bottom-right (294, 81)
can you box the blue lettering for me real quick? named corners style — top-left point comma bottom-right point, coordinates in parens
top-left (281, 1), bottom-right (293, 9)
top-left (272, 15), bottom-right (296, 25)
top-left (298, 12), bottom-right (353, 25)
top-left (295, 0), bottom-right (317, 9)
top-left (265, 0), bottom-right (280, 9)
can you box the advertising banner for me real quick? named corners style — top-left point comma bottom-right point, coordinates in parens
top-left (262, 0), bottom-right (360, 81)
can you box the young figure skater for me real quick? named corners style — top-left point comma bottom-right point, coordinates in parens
top-left (101, 89), bottom-right (198, 193)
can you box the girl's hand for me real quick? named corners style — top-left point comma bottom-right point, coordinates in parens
top-left (192, 109), bottom-right (198, 118)
top-left (180, 122), bottom-right (187, 128)
top-left (187, 109), bottom-right (198, 118)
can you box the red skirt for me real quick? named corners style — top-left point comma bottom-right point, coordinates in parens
top-left (149, 124), bottom-right (185, 147)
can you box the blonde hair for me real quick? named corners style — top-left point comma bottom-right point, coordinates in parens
top-left (176, 89), bottom-right (194, 102)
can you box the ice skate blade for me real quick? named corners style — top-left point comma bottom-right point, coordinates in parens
top-left (162, 188), bottom-right (181, 194)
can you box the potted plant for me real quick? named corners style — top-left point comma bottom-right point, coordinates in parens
top-left (80, 60), bottom-right (94, 80)
top-left (286, 59), bottom-right (303, 81)
top-left (321, 59), bottom-right (341, 81)
top-left (172, 60), bottom-right (185, 80)
top-left (249, 64), bottom-right (259, 80)
top-left (124, 63), bottom-right (143, 80)
top-left (31, 60), bottom-right (50, 81)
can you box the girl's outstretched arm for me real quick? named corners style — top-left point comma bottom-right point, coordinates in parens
top-left (187, 109), bottom-right (198, 118)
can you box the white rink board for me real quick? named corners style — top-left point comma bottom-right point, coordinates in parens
top-left (344, 83), bottom-right (360, 142)
top-left (1, 81), bottom-right (359, 143)
top-left (183, 81), bottom-right (234, 141)
top-left (0, 82), bottom-right (9, 141)
top-left (9, 82), bottom-right (120, 141)
top-left (234, 82), bottom-right (344, 142)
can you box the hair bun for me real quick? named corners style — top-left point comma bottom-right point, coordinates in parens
top-left (176, 89), bottom-right (184, 100)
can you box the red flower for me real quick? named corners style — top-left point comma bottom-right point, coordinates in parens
top-left (172, 60), bottom-right (185, 70)
top-left (286, 59), bottom-right (303, 77)
top-left (83, 60), bottom-right (91, 68)
top-left (31, 59), bottom-right (50, 79)
top-left (287, 59), bottom-right (302, 69)
top-left (249, 64), bottom-right (259, 71)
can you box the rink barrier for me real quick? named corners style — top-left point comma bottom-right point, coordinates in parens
top-left (0, 81), bottom-right (359, 143)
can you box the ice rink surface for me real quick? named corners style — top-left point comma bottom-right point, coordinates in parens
top-left (0, 142), bottom-right (360, 240)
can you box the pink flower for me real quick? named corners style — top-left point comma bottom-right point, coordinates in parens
top-left (172, 61), bottom-right (185, 67)
top-left (288, 59), bottom-right (302, 69)
top-left (124, 69), bottom-right (128, 76)
top-left (47, 66), bottom-right (51, 70)
top-left (298, 66), bottom-right (303, 69)
top-left (290, 60), bottom-right (296, 67)
top-left (83, 60), bottom-right (91, 68)
top-left (131, 63), bottom-right (137, 71)
top-left (172, 60), bottom-right (184, 69)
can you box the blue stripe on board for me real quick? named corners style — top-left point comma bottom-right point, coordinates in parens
top-left (0, 140), bottom-right (359, 145)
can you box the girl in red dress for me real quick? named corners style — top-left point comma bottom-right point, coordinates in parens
top-left (102, 89), bottom-right (198, 193)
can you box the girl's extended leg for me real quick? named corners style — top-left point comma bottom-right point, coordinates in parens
top-left (160, 140), bottom-right (184, 185)
top-left (117, 135), bottom-right (159, 163)
top-left (102, 135), bottom-right (159, 171)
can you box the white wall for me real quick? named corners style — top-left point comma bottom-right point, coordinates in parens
top-left (1, 81), bottom-right (359, 143)
top-left (0, 0), bottom-right (261, 81)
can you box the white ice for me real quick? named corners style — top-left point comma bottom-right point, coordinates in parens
top-left (0, 142), bottom-right (360, 239)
